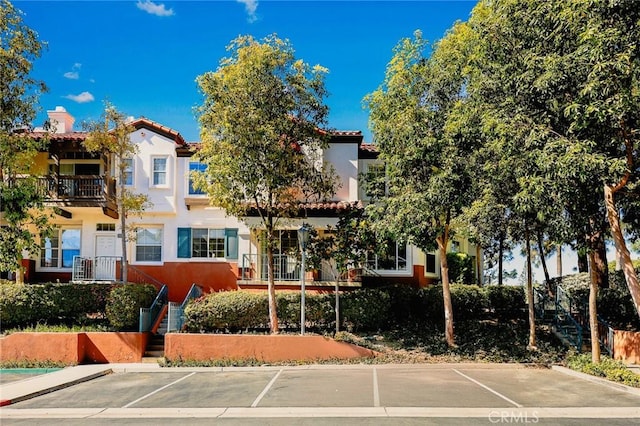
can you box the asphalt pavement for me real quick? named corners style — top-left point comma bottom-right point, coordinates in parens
top-left (1, 363), bottom-right (640, 424)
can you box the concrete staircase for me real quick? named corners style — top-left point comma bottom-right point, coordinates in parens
top-left (142, 310), bottom-right (168, 362)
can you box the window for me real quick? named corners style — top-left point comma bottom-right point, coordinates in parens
top-left (136, 227), bottom-right (162, 262)
top-left (188, 161), bottom-right (206, 195)
top-left (426, 253), bottom-right (437, 274)
top-left (367, 239), bottom-right (407, 271)
top-left (177, 228), bottom-right (238, 259)
top-left (122, 158), bottom-right (134, 186)
top-left (96, 223), bottom-right (116, 232)
top-left (152, 157), bottom-right (167, 186)
top-left (363, 163), bottom-right (386, 198)
top-left (451, 241), bottom-right (460, 253)
top-left (41, 228), bottom-right (81, 268)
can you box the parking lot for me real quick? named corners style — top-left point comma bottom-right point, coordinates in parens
top-left (2, 364), bottom-right (640, 424)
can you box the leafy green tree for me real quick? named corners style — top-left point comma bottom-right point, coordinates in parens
top-left (365, 27), bottom-right (479, 347)
top-left (464, 0), bottom-right (640, 360)
top-left (83, 103), bottom-right (151, 283)
top-left (0, 0), bottom-right (51, 283)
top-left (195, 34), bottom-right (337, 333)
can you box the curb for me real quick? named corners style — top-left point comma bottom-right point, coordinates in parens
top-left (551, 365), bottom-right (640, 396)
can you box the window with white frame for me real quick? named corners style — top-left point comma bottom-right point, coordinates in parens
top-left (188, 161), bottom-right (206, 195)
top-left (177, 228), bottom-right (238, 259)
top-left (152, 157), bottom-right (167, 186)
top-left (366, 239), bottom-right (407, 271)
top-left (40, 228), bottom-right (81, 268)
top-left (136, 227), bottom-right (162, 262)
top-left (122, 158), bottom-right (134, 186)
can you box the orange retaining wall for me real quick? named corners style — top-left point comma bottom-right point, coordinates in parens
top-left (0, 332), bottom-right (148, 364)
top-left (165, 334), bottom-right (376, 363)
top-left (614, 330), bottom-right (640, 364)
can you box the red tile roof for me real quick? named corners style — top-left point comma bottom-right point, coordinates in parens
top-left (130, 117), bottom-right (186, 146)
top-left (360, 143), bottom-right (378, 153)
top-left (29, 131), bottom-right (88, 142)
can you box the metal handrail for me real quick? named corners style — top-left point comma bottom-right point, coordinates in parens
top-left (128, 265), bottom-right (166, 288)
top-left (139, 285), bottom-right (168, 332)
top-left (167, 283), bottom-right (202, 333)
top-left (555, 285), bottom-right (583, 350)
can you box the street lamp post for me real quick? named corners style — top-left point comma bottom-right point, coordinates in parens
top-left (298, 223), bottom-right (310, 335)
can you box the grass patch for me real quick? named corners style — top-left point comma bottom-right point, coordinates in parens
top-left (566, 353), bottom-right (640, 388)
top-left (2, 321), bottom-right (111, 336)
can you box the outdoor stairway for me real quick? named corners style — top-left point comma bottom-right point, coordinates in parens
top-left (143, 333), bottom-right (165, 361)
top-left (142, 308), bottom-right (168, 362)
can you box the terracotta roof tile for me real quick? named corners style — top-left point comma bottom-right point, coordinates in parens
top-left (28, 131), bottom-right (88, 142)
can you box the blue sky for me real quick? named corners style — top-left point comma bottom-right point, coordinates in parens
top-left (17, 0), bottom-right (476, 142)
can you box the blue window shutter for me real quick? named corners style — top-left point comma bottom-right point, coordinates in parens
top-left (177, 228), bottom-right (191, 258)
top-left (225, 228), bottom-right (238, 259)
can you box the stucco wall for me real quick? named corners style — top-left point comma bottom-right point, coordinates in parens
top-left (165, 334), bottom-right (376, 363)
top-left (0, 332), bottom-right (148, 364)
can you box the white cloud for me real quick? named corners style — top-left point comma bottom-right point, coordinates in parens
top-left (63, 63), bottom-right (82, 80)
top-left (136, 0), bottom-right (174, 17)
top-left (64, 91), bottom-right (95, 103)
top-left (237, 0), bottom-right (258, 23)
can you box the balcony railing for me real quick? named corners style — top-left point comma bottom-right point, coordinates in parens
top-left (240, 255), bottom-right (365, 285)
top-left (72, 256), bottom-right (120, 282)
top-left (35, 175), bottom-right (116, 202)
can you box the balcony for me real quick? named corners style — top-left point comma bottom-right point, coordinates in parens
top-left (34, 175), bottom-right (118, 216)
top-left (238, 254), bottom-right (363, 287)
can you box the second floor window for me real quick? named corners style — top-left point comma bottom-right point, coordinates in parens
top-left (366, 239), bottom-right (408, 271)
top-left (188, 161), bottom-right (206, 195)
top-left (122, 158), bottom-right (134, 186)
top-left (152, 157), bottom-right (167, 186)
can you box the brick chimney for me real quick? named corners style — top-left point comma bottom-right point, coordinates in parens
top-left (47, 106), bottom-right (75, 134)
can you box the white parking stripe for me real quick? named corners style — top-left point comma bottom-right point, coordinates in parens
top-left (251, 369), bottom-right (283, 408)
top-left (372, 367), bottom-right (380, 407)
top-left (452, 369), bottom-right (522, 408)
top-left (121, 372), bottom-right (196, 408)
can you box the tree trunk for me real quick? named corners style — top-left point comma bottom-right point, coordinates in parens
top-left (475, 244), bottom-right (483, 286)
top-left (437, 232), bottom-right (455, 348)
top-left (266, 222), bottom-right (279, 334)
top-left (604, 184), bottom-right (640, 319)
top-left (577, 248), bottom-right (588, 273)
top-left (588, 251), bottom-right (601, 363)
top-left (593, 233), bottom-right (608, 289)
top-left (498, 237), bottom-right (504, 286)
top-left (15, 267), bottom-right (24, 285)
top-left (536, 231), bottom-right (550, 285)
top-left (525, 230), bottom-right (536, 350)
top-left (556, 244), bottom-right (562, 277)
top-left (335, 278), bottom-right (340, 333)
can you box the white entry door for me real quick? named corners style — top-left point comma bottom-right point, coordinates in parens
top-left (95, 235), bottom-right (117, 280)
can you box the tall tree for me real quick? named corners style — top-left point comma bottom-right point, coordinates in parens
top-left (365, 27), bottom-right (479, 347)
top-left (83, 103), bottom-right (150, 283)
top-left (195, 34), bottom-right (337, 334)
top-left (465, 0), bottom-right (640, 361)
top-left (0, 0), bottom-right (51, 283)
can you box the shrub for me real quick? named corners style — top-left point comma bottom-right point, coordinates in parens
top-left (340, 288), bottom-right (391, 331)
top-left (451, 284), bottom-right (488, 320)
top-left (183, 291), bottom-right (268, 332)
top-left (485, 285), bottom-right (526, 320)
top-left (566, 353), bottom-right (640, 388)
top-left (106, 284), bottom-right (157, 330)
top-left (0, 281), bottom-right (114, 330)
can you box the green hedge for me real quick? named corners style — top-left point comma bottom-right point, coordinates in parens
top-left (0, 281), bottom-right (115, 330)
top-left (183, 284), bottom-right (527, 333)
top-left (105, 284), bottom-right (158, 331)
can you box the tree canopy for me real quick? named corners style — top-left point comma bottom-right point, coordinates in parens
top-left (0, 0), bottom-right (50, 282)
top-left (195, 34), bottom-right (337, 333)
